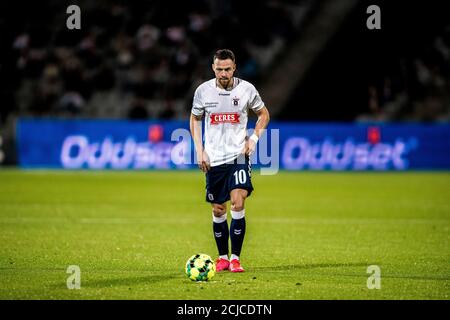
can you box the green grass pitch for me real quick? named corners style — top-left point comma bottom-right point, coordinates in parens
top-left (0, 169), bottom-right (449, 299)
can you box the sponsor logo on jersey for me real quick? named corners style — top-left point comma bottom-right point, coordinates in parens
top-left (210, 113), bottom-right (240, 124)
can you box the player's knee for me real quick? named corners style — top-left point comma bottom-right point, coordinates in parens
top-left (231, 197), bottom-right (245, 212)
top-left (212, 204), bottom-right (226, 216)
top-left (231, 190), bottom-right (247, 208)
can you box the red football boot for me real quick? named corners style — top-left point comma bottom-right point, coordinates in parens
top-left (215, 258), bottom-right (230, 272)
top-left (229, 259), bottom-right (245, 272)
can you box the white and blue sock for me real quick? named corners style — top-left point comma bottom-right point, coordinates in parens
top-left (212, 212), bottom-right (229, 257)
top-left (230, 209), bottom-right (246, 258)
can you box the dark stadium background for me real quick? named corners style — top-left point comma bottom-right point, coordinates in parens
top-left (283, 0), bottom-right (450, 121)
top-left (0, 0), bottom-right (449, 165)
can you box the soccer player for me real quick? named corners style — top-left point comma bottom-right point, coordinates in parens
top-left (190, 49), bottom-right (270, 272)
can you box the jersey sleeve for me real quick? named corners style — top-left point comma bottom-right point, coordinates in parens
top-left (248, 84), bottom-right (265, 111)
top-left (191, 87), bottom-right (204, 116)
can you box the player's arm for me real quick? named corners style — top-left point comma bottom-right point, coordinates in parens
top-left (245, 106), bottom-right (270, 156)
top-left (253, 106), bottom-right (270, 139)
top-left (190, 113), bottom-right (210, 172)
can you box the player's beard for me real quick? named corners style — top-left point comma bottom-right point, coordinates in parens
top-left (219, 77), bottom-right (231, 89)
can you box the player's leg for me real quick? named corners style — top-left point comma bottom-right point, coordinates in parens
top-left (211, 202), bottom-right (230, 271)
top-left (206, 164), bottom-right (232, 271)
top-left (229, 188), bottom-right (248, 272)
top-left (227, 156), bottom-right (253, 272)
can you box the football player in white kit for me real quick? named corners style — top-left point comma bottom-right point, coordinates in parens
top-left (190, 49), bottom-right (270, 272)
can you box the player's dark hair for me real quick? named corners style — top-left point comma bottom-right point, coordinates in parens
top-left (213, 49), bottom-right (235, 63)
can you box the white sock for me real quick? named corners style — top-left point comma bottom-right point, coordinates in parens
top-left (230, 254), bottom-right (239, 261)
top-left (230, 209), bottom-right (245, 220)
top-left (220, 255), bottom-right (229, 260)
top-left (212, 211), bottom-right (227, 223)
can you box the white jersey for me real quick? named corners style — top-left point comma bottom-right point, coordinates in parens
top-left (191, 77), bottom-right (265, 166)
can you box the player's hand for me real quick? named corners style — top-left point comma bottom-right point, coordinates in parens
top-left (243, 138), bottom-right (257, 157)
top-left (197, 150), bottom-right (211, 173)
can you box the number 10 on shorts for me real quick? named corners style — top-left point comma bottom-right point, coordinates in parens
top-left (233, 169), bottom-right (247, 185)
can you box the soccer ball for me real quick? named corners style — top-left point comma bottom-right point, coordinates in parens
top-left (185, 253), bottom-right (216, 281)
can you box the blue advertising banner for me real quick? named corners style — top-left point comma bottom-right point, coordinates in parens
top-left (17, 119), bottom-right (192, 169)
top-left (278, 123), bottom-right (450, 171)
top-left (16, 119), bottom-right (450, 171)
